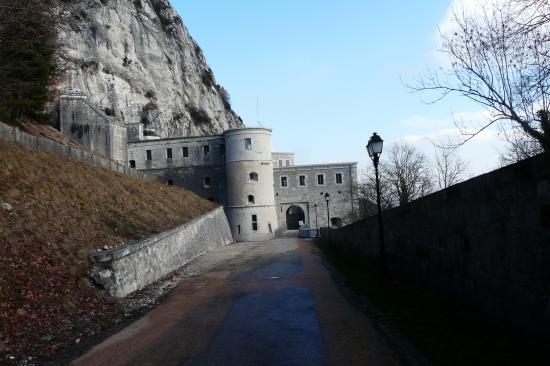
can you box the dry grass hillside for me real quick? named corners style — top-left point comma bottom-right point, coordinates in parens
top-left (0, 138), bottom-right (217, 361)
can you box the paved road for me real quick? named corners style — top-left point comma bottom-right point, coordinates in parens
top-left (73, 233), bottom-right (397, 366)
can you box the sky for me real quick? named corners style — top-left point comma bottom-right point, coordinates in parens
top-left (172, 0), bottom-right (509, 178)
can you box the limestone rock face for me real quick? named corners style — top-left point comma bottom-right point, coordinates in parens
top-left (56, 0), bottom-right (243, 137)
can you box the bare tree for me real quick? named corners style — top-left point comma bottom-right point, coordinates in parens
top-left (498, 122), bottom-right (544, 165)
top-left (433, 140), bottom-right (469, 189)
top-left (382, 142), bottom-right (433, 206)
top-left (412, 0), bottom-right (550, 153)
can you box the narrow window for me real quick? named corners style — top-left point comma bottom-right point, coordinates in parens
top-left (182, 146), bottom-right (188, 158)
top-left (167, 148), bottom-right (173, 159)
top-left (286, 160), bottom-right (290, 166)
top-left (219, 144), bottom-right (225, 154)
top-left (279, 160), bottom-right (283, 167)
top-left (317, 174), bottom-right (324, 185)
top-left (252, 214), bottom-right (258, 231)
top-left (167, 179), bottom-right (174, 186)
top-left (248, 195), bottom-right (255, 204)
top-left (204, 177), bottom-right (211, 188)
top-left (129, 160), bottom-right (136, 168)
top-left (336, 173), bottom-right (343, 184)
top-left (203, 145), bottom-right (210, 156)
top-left (268, 223), bottom-right (273, 233)
top-left (281, 176), bottom-right (288, 187)
top-left (146, 150), bottom-right (152, 161)
top-left (244, 138), bottom-right (252, 150)
top-left (299, 175), bottom-right (306, 186)
top-left (249, 172), bottom-right (259, 182)
top-left (238, 225), bottom-right (241, 235)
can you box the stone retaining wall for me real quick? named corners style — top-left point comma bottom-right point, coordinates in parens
top-left (322, 154), bottom-right (550, 333)
top-left (91, 207), bottom-right (233, 297)
top-left (0, 122), bottom-right (156, 182)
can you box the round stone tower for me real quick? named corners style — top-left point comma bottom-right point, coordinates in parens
top-left (224, 127), bottom-right (279, 242)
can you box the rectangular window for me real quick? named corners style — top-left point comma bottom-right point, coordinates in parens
top-left (219, 144), bottom-right (225, 154)
top-left (279, 160), bottom-right (283, 167)
top-left (167, 179), bottom-right (173, 186)
top-left (336, 173), bottom-right (343, 184)
top-left (203, 145), bottom-right (210, 156)
top-left (204, 177), bottom-right (211, 188)
top-left (317, 174), bottom-right (324, 185)
top-left (286, 160), bottom-right (290, 166)
top-left (281, 176), bottom-right (288, 187)
top-left (245, 138), bottom-right (252, 150)
top-left (166, 148), bottom-right (173, 159)
top-left (238, 225), bottom-right (241, 235)
top-left (182, 146), bottom-right (188, 158)
top-left (146, 150), bottom-right (152, 161)
top-left (252, 214), bottom-right (258, 231)
top-left (299, 175), bottom-right (306, 186)
top-left (129, 160), bottom-right (136, 168)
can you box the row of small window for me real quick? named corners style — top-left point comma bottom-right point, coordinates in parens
top-left (144, 144), bottom-right (224, 161)
top-left (139, 137), bottom-right (254, 163)
top-left (280, 173), bottom-right (343, 188)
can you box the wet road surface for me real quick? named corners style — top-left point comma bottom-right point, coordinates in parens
top-left (73, 233), bottom-right (397, 366)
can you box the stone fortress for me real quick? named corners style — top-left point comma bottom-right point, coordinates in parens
top-left (59, 90), bottom-right (358, 242)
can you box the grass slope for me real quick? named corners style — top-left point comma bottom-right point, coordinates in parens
top-left (0, 139), bottom-right (217, 361)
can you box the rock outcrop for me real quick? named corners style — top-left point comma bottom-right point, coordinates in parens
top-left (56, 0), bottom-right (243, 137)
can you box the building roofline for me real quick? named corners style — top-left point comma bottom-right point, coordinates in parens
top-left (128, 134), bottom-right (224, 145)
top-left (274, 162), bottom-right (358, 169)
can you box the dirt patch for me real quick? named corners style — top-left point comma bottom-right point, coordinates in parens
top-left (0, 138), bottom-right (217, 364)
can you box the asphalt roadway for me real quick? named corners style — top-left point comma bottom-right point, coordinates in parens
top-left (72, 233), bottom-right (397, 366)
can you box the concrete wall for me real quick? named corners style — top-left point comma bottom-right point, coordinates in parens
top-left (274, 162), bottom-right (357, 231)
top-left (0, 122), bottom-right (156, 182)
top-left (91, 207), bottom-right (233, 297)
top-left (322, 154), bottom-right (550, 333)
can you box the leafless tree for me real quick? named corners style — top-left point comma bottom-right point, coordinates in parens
top-left (382, 142), bottom-right (433, 206)
top-left (411, 0), bottom-right (550, 154)
top-left (432, 140), bottom-right (469, 189)
top-left (498, 122), bottom-right (544, 165)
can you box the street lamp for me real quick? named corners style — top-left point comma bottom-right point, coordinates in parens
top-left (367, 132), bottom-right (388, 278)
top-left (324, 193), bottom-right (331, 242)
top-left (314, 203), bottom-right (319, 237)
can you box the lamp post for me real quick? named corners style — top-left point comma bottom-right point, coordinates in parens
top-left (314, 203), bottom-right (319, 237)
top-left (367, 132), bottom-right (388, 278)
top-left (324, 193), bottom-right (331, 242)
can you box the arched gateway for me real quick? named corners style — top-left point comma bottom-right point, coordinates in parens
top-left (286, 205), bottom-right (305, 230)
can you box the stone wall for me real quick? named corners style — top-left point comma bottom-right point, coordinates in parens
top-left (0, 122), bottom-right (156, 182)
top-left (322, 154), bottom-right (550, 333)
top-left (91, 207), bottom-right (233, 297)
top-left (274, 163), bottom-right (358, 230)
top-left (128, 135), bottom-right (227, 203)
top-left (59, 93), bottom-right (128, 164)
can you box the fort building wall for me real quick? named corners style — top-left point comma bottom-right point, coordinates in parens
top-left (224, 128), bottom-right (279, 241)
top-left (274, 162), bottom-right (358, 231)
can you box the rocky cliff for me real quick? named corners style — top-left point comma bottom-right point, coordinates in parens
top-left (56, 0), bottom-right (243, 137)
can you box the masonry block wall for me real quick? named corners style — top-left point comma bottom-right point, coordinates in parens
top-left (324, 154), bottom-right (550, 333)
top-left (274, 163), bottom-right (358, 230)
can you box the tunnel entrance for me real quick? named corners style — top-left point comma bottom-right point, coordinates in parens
top-left (286, 205), bottom-right (305, 230)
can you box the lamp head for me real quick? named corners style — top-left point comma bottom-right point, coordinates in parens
top-left (367, 132), bottom-right (384, 159)
top-left (324, 192), bottom-right (330, 202)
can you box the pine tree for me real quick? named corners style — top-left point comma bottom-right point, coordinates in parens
top-left (0, 0), bottom-right (57, 121)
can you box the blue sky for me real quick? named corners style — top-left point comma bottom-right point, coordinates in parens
top-left (173, 0), bottom-right (507, 177)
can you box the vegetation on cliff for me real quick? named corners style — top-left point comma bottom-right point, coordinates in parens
top-left (0, 0), bottom-right (57, 121)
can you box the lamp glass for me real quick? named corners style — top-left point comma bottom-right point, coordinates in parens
top-left (324, 193), bottom-right (330, 202)
top-left (371, 140), bottom-right (383, 154)
top-left (367, 144), bottom-right (374, 158)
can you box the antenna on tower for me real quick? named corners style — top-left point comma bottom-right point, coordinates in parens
top-left (256, 96), bottom-right (264, 127)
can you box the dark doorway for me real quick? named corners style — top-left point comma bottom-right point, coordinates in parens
top-left (286, 205), bottom-right (305, 230)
